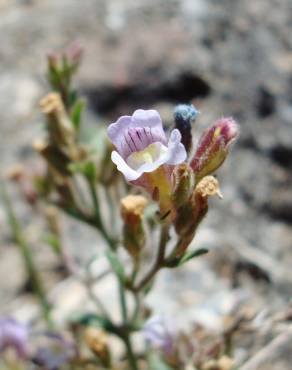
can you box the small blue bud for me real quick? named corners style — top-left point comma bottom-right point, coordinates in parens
top-left (174, 104), bottom-right (199, 155)
top-left (174, 104), bottom-right (199, 124)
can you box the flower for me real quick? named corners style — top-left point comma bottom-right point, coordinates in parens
top-left (142, 315), bottom-right (176, 356)
top-left (0, 318), bottom-right (29, 359)
top-left (107, 109), bottom-right (187, 182)
top-left (190, 117), bottom-right (238, 180)
top-left (33, 332), bottom-right (76, 370)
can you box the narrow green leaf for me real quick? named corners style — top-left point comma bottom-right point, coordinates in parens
top-left (179, 248), bottom-right (208, 265)
top-left (70, 99), bottom-right (85, 132)
top-left (70, 313), bottom-right (116, 333)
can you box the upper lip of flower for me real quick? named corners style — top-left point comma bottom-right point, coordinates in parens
top-left (107, 109), bottom-right (187, 181)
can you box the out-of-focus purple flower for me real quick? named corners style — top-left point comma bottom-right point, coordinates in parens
top-left (108, 109), bottom-right (187, 182)
top-left (33, 332), bottom-right (76, 370)
top-left (190, 117), bottom-right (238, 179)
top-left (0, 318), bottom-right (29, 359)
top-left (142, 315), bottom-right (177, 356)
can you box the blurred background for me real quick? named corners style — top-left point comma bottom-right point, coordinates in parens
top-left (0, 0), bottom-right (291, 366)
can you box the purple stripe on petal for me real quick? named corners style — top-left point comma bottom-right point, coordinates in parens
top-left (108, 115), bottom-right (133, 158)
top-left (107, 110), bottom-right (167, 158)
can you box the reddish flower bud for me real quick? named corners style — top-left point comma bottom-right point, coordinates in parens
top-left (190, 117), bottom-right (238, 180)
top-left (65, 41), bottom-right (83, 67)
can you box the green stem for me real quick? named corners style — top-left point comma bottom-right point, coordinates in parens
top-left (131, 292), bottom-right (141, 325)
top-left (118, 275), bottom-right (138, 369)
top-left (88, 181), bottom-right (116, 250)
top-left (119, 281), bottom-right (128, 323)
top-left (0, 181), bottom-right (53, 328)
top-left (124, 334), bottom-right (139, 370)
top-left (134, 224), bottom-right (169, 292)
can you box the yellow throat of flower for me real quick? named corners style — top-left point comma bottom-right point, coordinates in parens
top-left (127, 142), bottom-right (168, 170)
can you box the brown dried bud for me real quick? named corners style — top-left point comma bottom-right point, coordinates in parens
top-left (174, 176), bottom-right (222, 256)
top-left (120, 195), bottom-right (148, 224)
top-left (40, 93), bottom-right (76, 149)
top-left (84, 327), bottom-right (111, 367)
top-left (33, 138), bottom-right (71, 178)
top-left (120, 195), bottom-right (148, 259)
top-left (195, 176), bottom-right (223, 199)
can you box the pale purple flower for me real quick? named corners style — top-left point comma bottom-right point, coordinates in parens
top-left (0, 318), bottom-right (29, 359)
top-left (108, 109), bottom-right (187, 182)
top-left (142, 315), bottom-right (177, 356)
top-left (33, 332), bottom-right (76, 370)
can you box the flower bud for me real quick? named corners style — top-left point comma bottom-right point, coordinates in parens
top-left (40, 93), bottom-right (76, 149)
top-left (120, 195), bottom-right (148, 260)
top-left (84, 327), bottom-right (111, 367)
top-left (174, 176), bottom-right (221, 256)
top-left (174, 104), bottom-right (199, 154)
top-left (171, 163), bottom-right (195, 209)
top-left (65, 41), bottom-right (83, 68)
top-left (33, 138), bottom-right (71, 178)
top-left (190, 117), bottom-right (238, 180)
top-left (47, 51), bottom-right (59, 70)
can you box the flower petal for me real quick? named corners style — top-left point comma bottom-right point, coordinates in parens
top-left (165, 129), bottom-right (187, 165)
top-left (111, 151), bottom-right (141, 181)
top-left (132, 109), bottom-right (167, 145)
top-left (108, 115), bottom-right (133, 158)
top-left (112, 129), bottom-right (187, 182)
top-left (107, 110), bottom-right (167, 159)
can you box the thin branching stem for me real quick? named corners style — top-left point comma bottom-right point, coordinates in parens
top-left (134, 223), bottom-right (169, 293)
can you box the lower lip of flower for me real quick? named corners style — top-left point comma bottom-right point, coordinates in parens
top-left (126, 142), bottom-right (168, 171)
